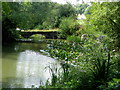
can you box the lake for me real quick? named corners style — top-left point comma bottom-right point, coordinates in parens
top-left (2, 41), bottom-right (61, 88)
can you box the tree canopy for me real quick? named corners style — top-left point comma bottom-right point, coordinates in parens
top-left (2, 2), bottom-right (76, 42)
top-left (85, 2), bottom-right (120, 48)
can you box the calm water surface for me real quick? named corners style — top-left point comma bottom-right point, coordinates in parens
top-left (2, 41), bottom-right (61, 88)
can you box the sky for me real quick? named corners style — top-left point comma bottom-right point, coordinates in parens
top-left (12, 0), bottom-right (91, 4)
top-left (11, 0), bottom-right (120, 3)
top-left (51, 0), bottom-right (89, 5)
top-left (51, 0), bottom-right (120, 5)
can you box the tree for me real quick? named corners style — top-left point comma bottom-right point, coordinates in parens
top-left (58, 3), bottom-right (76, 18)
top-left (2, 2), bottom-right (20, 42)
top-left (59, 17), bottom-right (80, 38)
top-left (76, 4), bottom-right (89, 14)
top-left (85, 2), bottom-right (120, 48)
top-left (84, 5), bottom-right (91, 15)
top-left (2, 2), bottom-right (77, 42)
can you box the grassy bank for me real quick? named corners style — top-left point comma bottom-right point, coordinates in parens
top-left (39, 37), bottom-right (119, 89)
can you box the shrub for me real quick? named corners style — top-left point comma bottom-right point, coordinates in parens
top-left (34, 25), bottom-right (44, 30)
top-left (30, 34), bottom-right (46, 41)
top-left (44, 36), bottom-right (118, 89)
top-left (67, 35), bottom-right (81, 43)
top-left (18, 34), bottom-right (24, 39)
top-left (59, 17), bottom-right (80, 38)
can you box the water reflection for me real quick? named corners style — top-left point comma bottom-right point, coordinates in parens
top-left (14, 42), bottom-right (47, 52)
top-left (16, 50), bottom-right (58, 88)
top-left (2, 42), bottom-right (61, 88)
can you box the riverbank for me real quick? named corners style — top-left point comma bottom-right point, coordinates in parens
top-left (38, 38), bottom-right (119, 89)
top-left (2, 38), bottom-right (119, 89)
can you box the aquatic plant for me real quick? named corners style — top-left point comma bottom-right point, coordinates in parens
top-left (44, 35), bottom-right (118, 89)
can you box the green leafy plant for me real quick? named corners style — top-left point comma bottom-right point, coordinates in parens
top-left (67, 35), bottom-right (81, 43)
top-left (30, 34), bottom-right (46, 41)
top-left (59, 17), bottom-right (80, 38)
top-left (44, 34), bottom-right (118, 89)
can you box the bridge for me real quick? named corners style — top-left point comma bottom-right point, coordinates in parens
top-left (21, 29), bottom-right (60, 39)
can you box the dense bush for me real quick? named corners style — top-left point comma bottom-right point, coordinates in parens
top-left (34, 24), bottom-right (44, 30)
top-left (84, 2), bottom-right (120, 48)
top-left (2, 18), bottom-right (20, 42)
top-left (30, 34), bottom-right (45, 41)
top-left (59, 17), bottom-right (80, 38)
top-left (76, 4), bottom-right (89, 14)
top-left (42, 35), bottom-right (119, 89)
top-left (84, 6), bottom-right (91, 15)
top-left (67, 35), bottom-right (81, 43)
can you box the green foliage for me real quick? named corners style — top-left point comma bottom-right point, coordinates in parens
top-left (10, 2), bottom-right (76, 30)
top-left (67, 35), bottom-right (81, 43)
top-left (2, 2), bottom-right (77, 42)
top-left (30, 34), bottom-right (45, 41)
top-left (107, 78), bottom-right (120, 89)
top-left (43, 35), bottom-right (118, 89)
top-left (59, 4), bottom-right (76, 18)
top-left (2, 2), bottom-right (119, 89)
top-left (59, 18), bottom-right (80, 38)
top-left (34, 24), bottom-right (44, 30)
top-left (83, 39), bottom-right (113, 88)
top-left (76, 4), bottom-right (89, 14)
top-left (2, 2), bottom-right (76, 42)
top-left (98, 78), bottom-right (120, 89)
top-left (2, 2), bottom-right (25, 42)
top-left (85, 2), bottom-right (120, 48)
top-left (45, 63), bottom-right (60, 86)
top-left (84, 6), bottom-right (91, 15)
top-left (2, 7), bottom-right (19, 42)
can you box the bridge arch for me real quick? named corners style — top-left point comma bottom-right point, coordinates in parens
top-left (21, 31), bottom-right (59, 39)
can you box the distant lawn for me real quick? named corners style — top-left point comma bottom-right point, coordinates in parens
top-left (21, 29), bottom-right (60, 32)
